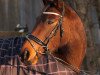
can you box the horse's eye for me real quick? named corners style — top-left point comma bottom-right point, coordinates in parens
top-left (47, 19), bottom-right (54, 25)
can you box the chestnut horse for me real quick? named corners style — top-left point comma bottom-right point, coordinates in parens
top-left (21, 0), bottom-right (86, 74)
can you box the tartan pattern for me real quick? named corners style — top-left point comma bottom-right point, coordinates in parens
top-left (0, 37), bottom-right (77, 75)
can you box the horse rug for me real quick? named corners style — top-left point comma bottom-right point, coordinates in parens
top-left (0, 37), bottom-right (77, 75)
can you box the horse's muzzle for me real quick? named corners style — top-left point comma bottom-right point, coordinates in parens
top-left (20, 49), bottom-right (32, 65)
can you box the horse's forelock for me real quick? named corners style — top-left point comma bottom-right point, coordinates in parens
top-left (43, 0), bottom-right (58, 6)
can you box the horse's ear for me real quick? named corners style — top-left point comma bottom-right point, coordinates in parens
top-left (42, 0), bottom-right (58, 6)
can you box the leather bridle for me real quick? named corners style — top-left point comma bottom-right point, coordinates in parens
top-left (23, 2), bottom-right (80, 73)
top-left (25, 3), bottom-right (64, 58)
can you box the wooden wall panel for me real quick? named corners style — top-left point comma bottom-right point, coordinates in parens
top-left (0, 0), bottom-right (19, 31)
top-left (0, 0), bottom-right (44, 32)
top-left (25, 0), bottom-right (44, 32)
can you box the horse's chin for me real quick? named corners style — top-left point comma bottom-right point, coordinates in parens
top-left (28, 55), bottom-right (38, 65)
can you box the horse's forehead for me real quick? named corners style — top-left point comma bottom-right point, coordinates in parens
top-left (46, 14), bottom-right (58, 19)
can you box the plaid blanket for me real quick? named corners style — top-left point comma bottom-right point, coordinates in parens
top-left (0, 37), bottom-right (78, 75)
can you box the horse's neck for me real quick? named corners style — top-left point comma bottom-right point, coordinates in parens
top-left (54, 41), bottom-right (85, 72)
top-left (54, 5), bottom-right (86, 71)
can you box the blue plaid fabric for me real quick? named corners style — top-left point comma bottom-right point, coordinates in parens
top-left (0, 37), bottom-right (78, 75)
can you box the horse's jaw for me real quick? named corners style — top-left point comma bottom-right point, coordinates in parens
top-left (28, 55), bottom-right (38, 65)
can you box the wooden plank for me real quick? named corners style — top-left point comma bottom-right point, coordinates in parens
top-left (0, 31), bottom-right (25, 38)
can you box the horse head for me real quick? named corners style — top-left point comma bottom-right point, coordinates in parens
top-left (21, 0), bottom-right (86, 72)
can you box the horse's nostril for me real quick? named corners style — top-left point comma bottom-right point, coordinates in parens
top-left (21, 49), bottom-right (30, 62)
